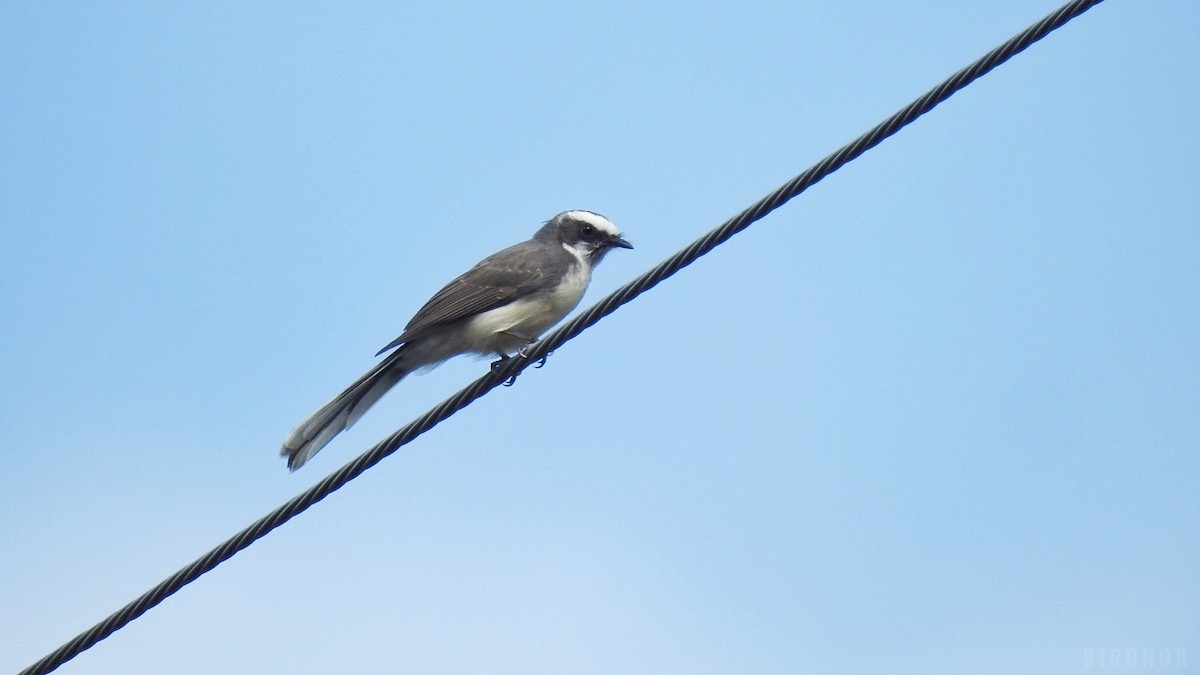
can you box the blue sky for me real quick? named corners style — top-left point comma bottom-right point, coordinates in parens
top-left (2, 1), bottom-right (1197, 673)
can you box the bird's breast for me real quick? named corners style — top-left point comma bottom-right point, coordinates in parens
top-left (543, 260), bottom-right (591, 317)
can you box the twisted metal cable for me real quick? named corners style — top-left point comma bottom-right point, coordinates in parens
top-left (19, 1), bottom-right (1105, 672)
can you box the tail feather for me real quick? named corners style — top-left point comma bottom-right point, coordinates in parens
top-left (281, 350), bottom-right (410, 471)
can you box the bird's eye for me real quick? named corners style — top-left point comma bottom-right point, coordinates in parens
top-left (580, 224), bottom-right (595, 237)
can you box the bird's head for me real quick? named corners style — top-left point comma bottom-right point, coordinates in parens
top-left (538, 210), bottom-right (632, 265)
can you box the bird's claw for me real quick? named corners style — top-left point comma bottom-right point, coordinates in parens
top-left (516, 340), bottom-right (552, 364)
top-left (491, 343), bottom-right (551, 385)
top-left (490, 354), bottom-right (520, 386)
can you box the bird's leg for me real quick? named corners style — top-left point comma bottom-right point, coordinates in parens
top-left (499, 330), bottom-right (537, 350)
top-left (489, 352), bottom-right (520, 387)
top-left (493, 332), bottom-right (552, 384)
top-left (499, 330), bottom-right (544, 361)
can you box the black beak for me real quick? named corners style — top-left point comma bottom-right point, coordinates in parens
top-left (611, 235), bottom-right (633, 250)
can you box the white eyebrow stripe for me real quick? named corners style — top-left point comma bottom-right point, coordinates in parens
top-left (563, 210), bottom-right (619, 237)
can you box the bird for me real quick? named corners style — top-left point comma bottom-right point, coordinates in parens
top-left (280, 210), bottom-right (632, 470)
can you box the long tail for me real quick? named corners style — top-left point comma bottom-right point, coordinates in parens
top-left (281, 349), bottom-right (411, 471)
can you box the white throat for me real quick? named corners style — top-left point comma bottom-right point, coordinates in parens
top-left (562, 240), bottom-right (593, 267)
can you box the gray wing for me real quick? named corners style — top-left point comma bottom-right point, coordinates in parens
top-left (375, 240), bottom-right (566, 355)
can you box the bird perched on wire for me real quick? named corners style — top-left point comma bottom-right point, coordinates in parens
top-left (280, 210), bottom-right (632, 470)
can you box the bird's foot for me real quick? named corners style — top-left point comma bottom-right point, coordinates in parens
top-left (490, 353), bottom-right (520, 386)
top-left (492, 336), bottom-right (549, 385)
